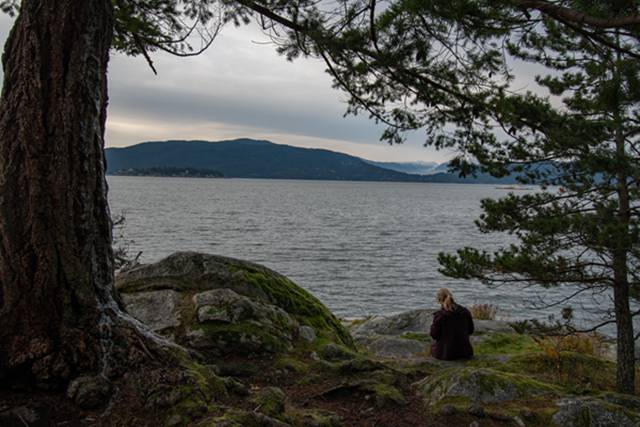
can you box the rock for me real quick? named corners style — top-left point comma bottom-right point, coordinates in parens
top-left (552, 395), bottom-right (640, 427)
top-left (371, 383), bottom-right (407, 408)
top-left (194, 288), bottom-right (297, 329)
top-left (600, 392), bottom-right (640, 413)
top-left (253, 387), bottom-right (287, 418)
top-left (349, 309), bottom-right (513, 339)
top-left (358, 335), bottom-right (430, 360)
top-left (319, 343), bottom-right (356, 361)
top-left (349, 309), bottom-right (512, 362)
top-left (299, 325), bottom-right (317, 342)
top-left (474, 319), bottom-right (515, 334)
top-left (349, 310), bottom-right (435, 338)
top-left (116, 252), bottom-right (354, 356)
top-left (416, 367), bottom-right (559, 405)
top-left (223, 377), bottom-right (250, 396)
top-left (122, 289), bottom-right (181, 332)
top-left (188, 288), bottom-right (300, 354)
top-left (469, 422), bottom-right (480, 427)
top-left (67, 375), bottom-right (112, 409)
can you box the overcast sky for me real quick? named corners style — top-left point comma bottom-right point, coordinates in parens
top-left (0, 14), bottom-right (455, 162)
top-left (0, 13), bottom-right (546, 163)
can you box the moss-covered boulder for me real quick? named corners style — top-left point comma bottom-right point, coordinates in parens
top-left (552, 394), bottom-right (640, 427)
top-left (117, 252), bottom-right (353, 356)
top-left (415, 367), bottom-right (560, 405)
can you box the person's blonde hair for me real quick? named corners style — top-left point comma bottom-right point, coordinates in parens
top-left (436, 288), bottom-right (456, 311)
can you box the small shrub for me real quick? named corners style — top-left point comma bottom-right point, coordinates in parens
top-left (469, 304), bottom-right (498, 320)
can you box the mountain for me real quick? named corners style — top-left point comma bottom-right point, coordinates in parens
top-left (106, 139), bottom-right (429, 182)
top-left (364, 160), bottom-right (440, 175)
top-left (105, 139), bottom-right (521, 184)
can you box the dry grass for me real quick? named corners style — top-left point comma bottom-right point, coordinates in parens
top-left (469, 303), bottom-right (498, 320)
top-left (536, 332), bottom-right (609, 359)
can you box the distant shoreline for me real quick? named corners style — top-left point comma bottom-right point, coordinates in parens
top-left (106, 174), bottom-right (526, 186)
top-left (110, 166), bottom-right (224, 179)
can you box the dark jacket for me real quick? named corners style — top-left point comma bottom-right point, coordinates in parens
top-left (430, 304), bottom-right (474, 360)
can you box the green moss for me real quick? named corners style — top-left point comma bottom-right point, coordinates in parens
top-left (197, 321), bottom-right (292, 354)
top-left (274, 356), bottom-right (309, 374)
top-left (432, 395), bottom-right (472, 412)
top-left (367, 383), bottom-right (407, 407)
top-left (335, 357), bottom-right (387, 374)
top-left (474, 333), bottom-right (539, 355)
top-left (157, 355), bottom-right (228, 425)
top-left (418, 367), bottom-right (561, 406)
top-left (243, 269), bottom-right (354, 348)
top-left (401, 332), bottom-right (431, 342)
top-left (492, 351), bottom-right (621, 393)
top-left (295, 372), bottom-right (323, 385)
top-left (117, 253), bottom-right (355, 351)
top-left (253, 387), bottom-right (286, 419)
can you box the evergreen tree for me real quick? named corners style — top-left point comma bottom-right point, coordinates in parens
top-left (242, 1), bottom-right (640, 393)
top-left (0, 0), bottom-right (224, 387)
top-left (438, 24), bottom-right (640, 394)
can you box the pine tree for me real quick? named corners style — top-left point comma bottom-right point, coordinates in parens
top-left (246, 0), bottom-right (640, 394)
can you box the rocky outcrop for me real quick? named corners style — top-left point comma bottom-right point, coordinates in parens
top-left (347, 309), bottom-right (513, 360)
top-left (415, 367), bottom-right (559, 405)
top-left (116, 252), bottom-right (353, 356)
top-left (552, 394), bottom-right (640, 427)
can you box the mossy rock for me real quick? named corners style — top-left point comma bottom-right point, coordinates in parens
top-left (552, 395), bottom-right (640, 427)
top-left (123, 356), bottom-right (228, 426)
top-left (416, 367), bottom-right (560, 405)
top-left (116, 252), bottom-right (354, 355)
top-left (252, 387), bottom-right (287, 419)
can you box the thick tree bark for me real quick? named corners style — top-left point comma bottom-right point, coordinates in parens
top-left (0, 0), bottom-right (116, 384)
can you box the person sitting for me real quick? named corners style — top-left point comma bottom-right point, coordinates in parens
top-left (430, 288), bottom-right (474, 360)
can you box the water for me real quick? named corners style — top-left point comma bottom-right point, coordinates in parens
top-left (107, 176), bottom-right (617, 329)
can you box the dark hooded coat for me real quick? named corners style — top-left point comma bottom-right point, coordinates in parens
top-left (430, 304), bottom-right (474, 360)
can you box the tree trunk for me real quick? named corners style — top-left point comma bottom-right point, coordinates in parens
top-left (613, 279), bottom-right (636, 394)
top-left (0, 0), bottom-right (116, 385)
top-left (613, 53), bottom-right (636, 394)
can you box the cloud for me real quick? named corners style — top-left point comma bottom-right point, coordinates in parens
top-left (0, 12), bottom-right (556, 164)
top-left (103, 22), bottom-right (450, 162)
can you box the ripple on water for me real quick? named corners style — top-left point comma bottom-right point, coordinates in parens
top-left (108, 177), bottom-right (636, 335)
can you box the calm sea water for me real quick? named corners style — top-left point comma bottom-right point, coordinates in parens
top-left (107, 176), bottom-right (616, 329)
